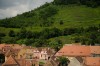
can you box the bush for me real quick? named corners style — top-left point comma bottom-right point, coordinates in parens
top-left (9, 30), bottom-right (16, 37)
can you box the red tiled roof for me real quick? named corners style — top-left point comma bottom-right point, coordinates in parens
top-left (90, 46), bottom-right (100, 54)
top-left (17, 59), bottom-right (38, 66)
top-left (55, 45), bottom-right (91, 57)
top-left (84, 57), bottom-right (100, 66)
top-left (0, 44), bottom-right (5, 49)
top-left (2, 55), bottom-right (19, 66)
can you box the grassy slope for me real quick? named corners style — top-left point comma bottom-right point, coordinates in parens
top-left (0, 5), bottom-right (100, 44)
top-left (53, 5), bottom-right (100, 29)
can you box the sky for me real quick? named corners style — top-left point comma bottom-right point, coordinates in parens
top-left (0, 0), bottom-right (53, 19)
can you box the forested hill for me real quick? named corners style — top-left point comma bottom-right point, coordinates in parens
top-left (0, 0), bottom-right (100, 49)
top-left (0, 0), bottom-right (100, 28)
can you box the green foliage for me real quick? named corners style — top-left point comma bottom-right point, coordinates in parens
top-left (0, 1), bottom-right (100, 48)
top-left (0, 33), bottom-right (6, 37)
top-left (48, 39), bottom-right (62, 51)
top-left (54, 0), bottom-right (100, 7)
top-left (39, 61), bottom-right (44, 66)
top-left (39, 5), bottom-right (58, 19)
top-left (59, 20), bottom-right (64, 25)
top-left (1, 37), bottom-right (17, 44)
top-left (57, 57), bottom-right (70, 66)
top-left (0, 4), bottom-right (58, 28)
top-left (9, 30), bottom-right (16, 37)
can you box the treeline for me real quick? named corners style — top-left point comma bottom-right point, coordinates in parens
top-left (0, 4), bottom-right (58, 28)
top-left (54, 0), bottom-right (100, 7)
top-left (0, 25), bottom-right (100, 47)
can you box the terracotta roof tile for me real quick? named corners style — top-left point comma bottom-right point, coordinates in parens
top-left (90, 46), bottom-right (100, 54)
top-left (55, 45), bottom-right (91, 57)
top-left (0, 44), bottom-right (5, 49)
top-left (84, 57), bottom-right (100, 66)
top-left (2, 55), bottom-right (19, 66)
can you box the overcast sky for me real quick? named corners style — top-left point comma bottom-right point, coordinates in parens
top-left (0, 0), bottom-right (53, 19)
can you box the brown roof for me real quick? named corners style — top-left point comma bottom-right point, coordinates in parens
top-left (23, 46), bottom-right (33, 49)
top-left (17, 59), bottom-right (38, 66)
top-left (5, 50), bottom-right (12, 57)
top-left (2, 55), bottom-right (19, 66)
top-left (5, 48), bottom-right (19, 57)
top-left (0, 44), bottom-right (5, 49)
top-left (55, 45), bottom-right (91, 57)
top-left (84, 57), bottom-right (100, 66)
top-left (90, 46), bottom-right (100, 54)
top-left (16, 59), bottom-right (26, 66)
top-left (3, 56), bottom-right (37, 66)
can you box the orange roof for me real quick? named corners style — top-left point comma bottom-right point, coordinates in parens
top-left (84, 57), bottom-right (100, 66)
top-left (2, 55), bottom-right (19, 66)
top-left (17, 59), bottom-right (37, 66)
top-left (0, 44), bottom-right (5, 49)
top-left (90, 46), bottom-right (100, 54)
top-left (55, 45), bottom-right (91, 57)
top-left (17, 59), bottom-right (26, 66)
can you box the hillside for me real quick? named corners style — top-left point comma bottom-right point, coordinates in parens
top-left (0, 5), bottom-right (100, 30)
top-left (0, 2), bottom-right (100, 49)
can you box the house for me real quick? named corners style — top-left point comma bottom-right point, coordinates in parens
top-left (1, 44), bottom-right (55, 66)
top-left (24, 47), bottom-right (35, 59)
top-left (83, 57), bottom-right (100, 66)
top-left (0, 44), bottom-right (5, 53)
top-left (0, 44), bottom-right (5, 50)
top-left (55, 44), bottom-right (100, 66)
top-left (2, 55), bottom-right (20, 66)
top-left (2, 55), bottom-right (39, 66)
top-left (4, 45), bottom-right (22, 61)
top-left (18, 47), bottom-right (27, 59)
top-left (55, 45), bottom-right (91, 57)
top-left (18, 47), bottom-right (55, 60)
top-left (90, 46), bottom-right (100, 57)
top-left (33, 48), bottom-right (40, 59)
top-left (2, 44), bottom-right (12, 53)
top-left (1, 44), bottom-right (22, 54)
top-left (39, 47), bottom-right (54, 60)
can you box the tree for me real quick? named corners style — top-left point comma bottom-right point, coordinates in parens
top-left (17, 28), bottom-right (27, 39)
top-left (0, 33), bottom-right (6, 37)
top-left (54, 0), bottom-right (68, 5)
top-left (89, 33), bottom-right (97, 45)
top-left (59, 20), bottom-right (64, 25)
top-left (74, 36), bottom-right (80, 43)
top-left (58, 57), bottom-right (70, 66)
top-left (1, 37), bottom-right (17, 44)
top-left (9, 30), bottom-right (15, 37)
top-left (39, 5), bottom-right (58, 19)
top-left (48, 39), bottom-right (62, 51)
top-left (63, 28), bottom-right (76, 35)
top-left (39, 62), bottom-right (44, 66)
